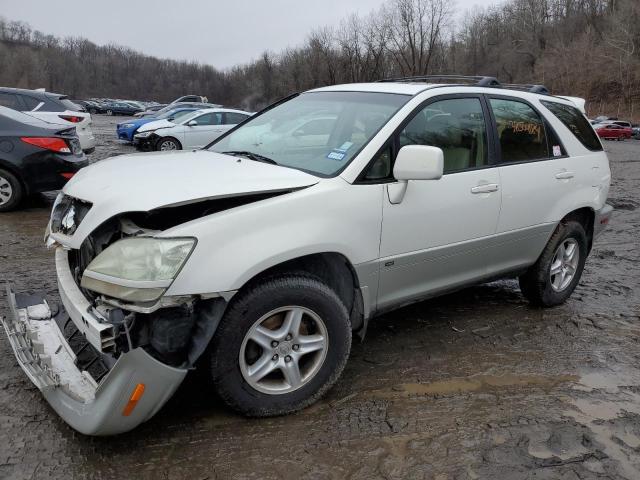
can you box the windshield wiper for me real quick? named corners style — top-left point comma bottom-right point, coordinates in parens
top-left (222, 150), bottom-right (278, 165)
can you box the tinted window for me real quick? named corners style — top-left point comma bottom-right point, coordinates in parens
top-left (490, 98), bottom-right (548, 162)
top-left (399, 97), bottom-right (488, 173)
top-left (20, 95), bottom-right (41, 110)
top-left (224, 112), bottom-right (249, 125)
top-left (0, 92), bottom-right (23, 110)
top-left (59, 98), bottom-right (82, 112)
top-left (192, 112), bottom-right (222, 126)
top-left (541, 100), bottom-right (602, 151)
top-left (363, 144), bottom-right (393, 181)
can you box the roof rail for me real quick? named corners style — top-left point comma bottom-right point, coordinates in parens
top-left (502, 84), bottom-right (550, 95)
top-left (377, 75), bottom-right (501, 87)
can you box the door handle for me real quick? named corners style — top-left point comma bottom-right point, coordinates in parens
top-left (471, 183), bottom-right (499, 194)
top-left (555, 171), bottom-right (574, 180)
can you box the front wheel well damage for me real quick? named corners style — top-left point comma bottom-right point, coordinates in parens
top-left (238, 252), bottom-right (365, 333)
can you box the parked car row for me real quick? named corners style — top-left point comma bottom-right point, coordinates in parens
top-left (0, 87), bottom-right (219, 210)
top-left (0, 87), bottom-right (96, 152)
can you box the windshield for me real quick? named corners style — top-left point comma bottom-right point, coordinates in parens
top-left (209, 91), bottom-right (409, 177)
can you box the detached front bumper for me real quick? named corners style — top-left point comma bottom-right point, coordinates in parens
top-left (1, 249), bottom-right (188, 436)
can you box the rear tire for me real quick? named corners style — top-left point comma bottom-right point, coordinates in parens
top-left (519, 220), bottom-right (588, 307)
top-left (0, 169), bottom-right (23, 212)
top-left (210, 274), bottom-right (352, 417)
top-left (156, 137), bottom-right (182, 151)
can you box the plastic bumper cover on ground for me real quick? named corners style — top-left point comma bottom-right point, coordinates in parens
top-left (2, 256), bottom-right (188, 435)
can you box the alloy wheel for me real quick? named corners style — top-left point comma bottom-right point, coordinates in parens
top-left (239, 306), bottom-right (329, 395)
top-left (0, 175), bottom-right (13, 205)
top-left (159, 140), bottom-right (178, 151)
top-left (550, 238), bottom-right (579, 292)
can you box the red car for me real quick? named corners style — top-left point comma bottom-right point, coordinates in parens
top-left (595, 123), bottom-right (632, 140)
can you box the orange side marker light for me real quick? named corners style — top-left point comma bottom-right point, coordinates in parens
top-left (122, 383), bottom-right (145, 416)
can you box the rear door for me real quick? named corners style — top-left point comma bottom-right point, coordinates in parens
top-left (376, 95), bottom-right (502, 309)
top-left (487, 96), bottom-right (571, 274)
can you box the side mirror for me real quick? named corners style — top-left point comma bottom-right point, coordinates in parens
top-left (388, 145), bottom-right (444, 204)
top-left (187, 120), bottom-right (198, 127)
top-left (393, 145), bottom-right (444, 181)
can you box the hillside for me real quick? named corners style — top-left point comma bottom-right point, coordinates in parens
top-left (1, 0), bottom-right (639, 117)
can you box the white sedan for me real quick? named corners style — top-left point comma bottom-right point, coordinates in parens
top-left (134, 108), bottom-right (252, 151)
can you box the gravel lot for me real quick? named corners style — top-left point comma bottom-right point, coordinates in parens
top-left (1, 115), bottom-right (639, 479)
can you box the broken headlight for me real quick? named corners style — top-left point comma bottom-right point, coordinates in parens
top-left (80, 237), bottom-right (196, 303)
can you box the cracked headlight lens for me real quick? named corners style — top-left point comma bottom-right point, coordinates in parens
top-left (81, 237), bottom-right (196, 302)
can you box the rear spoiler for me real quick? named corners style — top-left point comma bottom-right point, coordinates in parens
top-left (556, 96), bottom-right (586, 114)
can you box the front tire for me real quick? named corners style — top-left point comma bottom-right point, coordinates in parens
top-left (519, 220), bottom-right (588, 307)
top-left (156, 137), bottom-right (182, 151)
top-left (0, 169), bottom-right (23, 212)
top-left (210, 274), bottom-right (352, 417)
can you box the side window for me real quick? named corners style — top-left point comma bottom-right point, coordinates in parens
top-left (398, 97), bottom-right (488, 173)
top-left (541, 100), bottom-right (602, 151)
top-left (363, 144), bottom-right (393, 181)
top-left (19, 95), bottom-right (40, 111)
top-left (224, 112), bottom-right (249, 125)
top-left (192, 113), bottom-right (222, 126)
top-left (0, 92), bottom-right (23, 110)
top-left (490, 98), bottom-right (548, 162)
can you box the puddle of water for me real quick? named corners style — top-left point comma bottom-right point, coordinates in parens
top-left (561, 368), bottom-right (640, 479)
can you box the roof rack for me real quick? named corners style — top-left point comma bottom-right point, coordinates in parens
top-left (502, 84), bottom-right (550, 95)
top-left (376, 75), bottom-right (552, 95)
top-left (377, 75), bottom-right (501, 87)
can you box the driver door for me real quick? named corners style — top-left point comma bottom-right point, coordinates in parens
top-left (376, 95), bottom-right (502, 310)
top-left (183, 112), bottom-right (224, 148)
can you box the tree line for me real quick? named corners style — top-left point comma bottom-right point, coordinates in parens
top-left (1, 0), bottom-right (638, 119)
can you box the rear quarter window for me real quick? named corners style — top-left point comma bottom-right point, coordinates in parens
top-left (541, 100), bottom-right (602, 151)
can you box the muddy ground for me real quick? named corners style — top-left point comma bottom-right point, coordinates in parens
top-left (1, 115), bottom-right (639, 480)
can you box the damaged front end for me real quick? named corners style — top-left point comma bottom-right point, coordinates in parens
top-left (3, 198), bottom-right (232, 435)
top-left (3, 152), bottom-right (320, 435)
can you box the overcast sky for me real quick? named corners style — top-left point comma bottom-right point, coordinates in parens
top-left (1, 0), bottom-right (501, 69)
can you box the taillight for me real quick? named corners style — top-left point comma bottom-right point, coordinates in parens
top-left (58, 115), bottom-right (83, 123)
top-left (21, 137), bottom-right (71, 153)
top-left (60, 173), bottom-right (75, 180)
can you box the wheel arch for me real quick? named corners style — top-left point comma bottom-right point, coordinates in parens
top-left (0, 159), bottom-right (29, 195)
top-left (559, 206), bottom-right (595, 252)
top-left (235, 251), bottom-right (365, 332)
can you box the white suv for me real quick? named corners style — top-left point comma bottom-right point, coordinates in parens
top-left (3, 77), bottom-right (612, 435)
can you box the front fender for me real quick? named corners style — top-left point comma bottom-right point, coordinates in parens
top-left (162, 179), bottom-right (384, 296)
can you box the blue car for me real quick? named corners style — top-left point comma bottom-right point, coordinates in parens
top-left (116, 107), bottom-right (201, 142)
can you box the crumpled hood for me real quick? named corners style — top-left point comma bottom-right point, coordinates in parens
top-left (60, 150), bottom-right (319, 247)
top-left (137, 119), bottom-right (175, 132)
